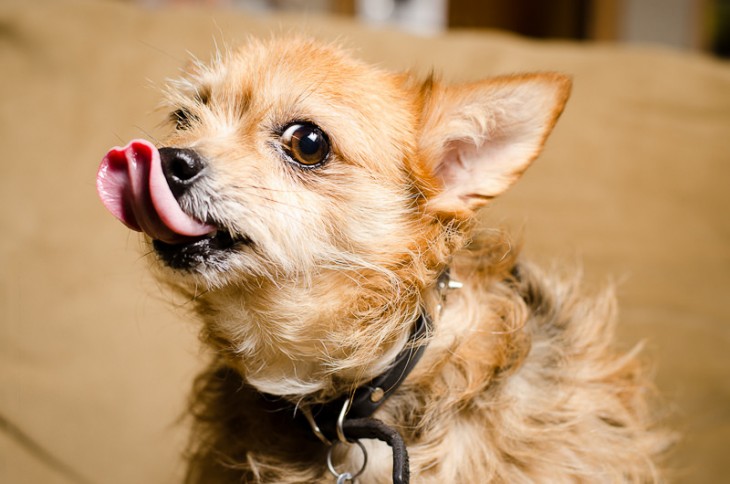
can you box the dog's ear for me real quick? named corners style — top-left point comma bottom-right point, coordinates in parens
top-left (418, 73), bottom-right (571, 217)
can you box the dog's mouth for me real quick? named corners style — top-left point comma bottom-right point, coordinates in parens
top-left (96, 139), bottom-right (249, 270)
top-left (152, 228), bottom-right (252, 270)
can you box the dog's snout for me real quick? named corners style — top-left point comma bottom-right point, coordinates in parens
top-left (159, 147), bottom-right (207, 198)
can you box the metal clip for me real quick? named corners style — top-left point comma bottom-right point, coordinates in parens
top-left (336, 472), bottom-right (353, 484)
top-left (327, 439), bottom-right (368, 483)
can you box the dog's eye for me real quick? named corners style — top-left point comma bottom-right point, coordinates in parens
top-left (280, 123), bottom-right (329, 167)
top-left (170, 108), bottom-right (194, 130)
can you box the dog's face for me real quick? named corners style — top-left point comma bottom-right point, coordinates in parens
top-left (97, 38), bottom-right (570, 396)
top-left (154, 39), bottom-right (427, 288)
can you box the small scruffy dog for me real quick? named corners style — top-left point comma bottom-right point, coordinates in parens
top-left (97, 37), bottom-right (668, 483)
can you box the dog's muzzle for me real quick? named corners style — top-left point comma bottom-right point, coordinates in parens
top-left (96, 139), bottom-right (249, 270)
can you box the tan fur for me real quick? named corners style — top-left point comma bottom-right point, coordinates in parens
top-left (148, 37), bottom-right (670, 482)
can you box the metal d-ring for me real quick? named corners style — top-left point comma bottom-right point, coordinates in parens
top-left (436, 269), bottom-right (462, 317)
top-left (326, 439), bottom-right (368, 482)
top-left (301, 406), bottom-right (331, 445)
top-left (336, 396), bottom-right (353, 444)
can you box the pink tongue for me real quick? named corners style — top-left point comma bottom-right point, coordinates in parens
top-left (96, 139), bottom-right (215, 244)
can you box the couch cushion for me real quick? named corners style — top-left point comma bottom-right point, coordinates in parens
top-left (1, 0), bottom-right (728, 482)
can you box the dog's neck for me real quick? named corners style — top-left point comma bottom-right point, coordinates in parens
top-left (298, 268), bottom-right (460, 432)
top-left (193, 266), bottom-right (447, 401)
top-left (297, 307), bottom-right (431, 443)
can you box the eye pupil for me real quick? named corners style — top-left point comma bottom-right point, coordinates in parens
top-left (298, 131), bottom-right (321, 156)
top-left (281, 123), bottom-right (329, 167)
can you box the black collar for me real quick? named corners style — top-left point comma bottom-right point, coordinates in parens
top-left (302, 309), bottom-right (431, 443)
top-left (271, 270), bottom-right (460, 484)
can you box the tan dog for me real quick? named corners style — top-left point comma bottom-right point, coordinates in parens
top-left (97, 37), bottom-right (669, 483)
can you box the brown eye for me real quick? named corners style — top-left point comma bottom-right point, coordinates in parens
top-left (280, 123), bottom-right (329, 167)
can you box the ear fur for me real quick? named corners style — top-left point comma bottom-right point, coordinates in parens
top-left (419, 73), bottom-right (571, 217)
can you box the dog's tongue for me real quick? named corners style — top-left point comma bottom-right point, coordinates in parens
top-left (96, 139), bottom-right (215, 244)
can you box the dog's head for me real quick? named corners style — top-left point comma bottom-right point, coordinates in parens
top-left (97, 37), bottom-right (570, 397)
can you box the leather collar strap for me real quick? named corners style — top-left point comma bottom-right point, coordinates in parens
top-left (303, 310), bottom-right (431, 484)
top-left (314, 309), bottom-right (431, 426)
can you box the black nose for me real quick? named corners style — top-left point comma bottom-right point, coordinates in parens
top-left (159, 147), bottom-right (206, 198)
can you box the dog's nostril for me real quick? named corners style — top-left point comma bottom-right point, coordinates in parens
top-left (159, 147), bottom-right (206, 198)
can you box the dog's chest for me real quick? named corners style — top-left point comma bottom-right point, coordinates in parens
top-left (332, 414), bottom-right (488, 483)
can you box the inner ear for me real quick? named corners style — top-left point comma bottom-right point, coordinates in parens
top-left (436, 133), bottom-right (537, 205)
top-left (422, 74), bottom-right (572, 217)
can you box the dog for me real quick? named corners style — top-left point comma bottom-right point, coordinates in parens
top-left (97, 37), bottom-right (670, 483)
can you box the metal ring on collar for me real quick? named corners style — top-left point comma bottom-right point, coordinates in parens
top-left (336, 396), bottom-right (353, 444)
top-left (326, 439), bottom-right (368, 481)
top-left (301, 406), bottom-right (331, 446)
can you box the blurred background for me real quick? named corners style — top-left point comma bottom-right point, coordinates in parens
top-left (138, 0), bottom-right (730, 56)
top-left (2, 0), bottom-right (728, 483)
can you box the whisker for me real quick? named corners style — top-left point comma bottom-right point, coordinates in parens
top-left (133, 125), bottom-right (162, 146)
top-left (231, 185), bottom-right (305, 194)
top-left (137, 39), bottom-right (186, 64)
top-left (227, 187), bottom-right (316, 215)
top-left (112, 132), bottom-right (125, 144)
top-left (292, 77), bottom-right (329, 107)
top-left (245, 192), bottom-right (316, 215)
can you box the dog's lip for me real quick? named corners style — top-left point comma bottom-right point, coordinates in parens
top-left (153, 225), bottom-right (250, 249)
top-left (152, 227), bottom-right (252, 270)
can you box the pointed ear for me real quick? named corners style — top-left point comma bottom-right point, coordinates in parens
top-left (419, 73), bottom-right (571, 217)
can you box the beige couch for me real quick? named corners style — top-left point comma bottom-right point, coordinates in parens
top-left (2, 0), bottom-right (729, 482)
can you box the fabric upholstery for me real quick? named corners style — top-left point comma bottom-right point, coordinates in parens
top-left (1, 1), bottom-right (728, 481)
